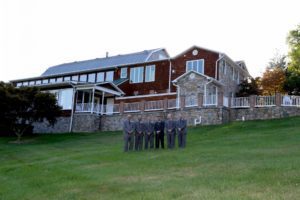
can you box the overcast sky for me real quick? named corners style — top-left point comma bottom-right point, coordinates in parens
top-left (1, 0), bottom-right (300, 82)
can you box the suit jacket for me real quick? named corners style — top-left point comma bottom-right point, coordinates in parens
top-left (176, 119), bottom-right (187, 134)
top-left (123, 120), bottom-right (135, 137)
top-left (165, 120), bottom-right (176, 134)
top-left (135, 121), bottom-right (145, 135)
top-left (154, 121), bottom-right (165, 134)
top-left (145, 121), bottom-right (155, 135)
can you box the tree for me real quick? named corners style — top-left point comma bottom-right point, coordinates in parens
top-left (0, 82), bottom-right (62, 142)
top-left (261, 67), bottom-right (286, 95)
top-left (284, 24), bottom-right (300, 94)
top-left (267, 51), bottom-right (287, 70)
top-left (236, 77), bottom-right (261, 97)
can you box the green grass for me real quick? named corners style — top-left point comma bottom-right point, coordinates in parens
top-left (1, 117), bottom-right (300, 200)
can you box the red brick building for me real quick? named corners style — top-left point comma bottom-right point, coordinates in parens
top-left (11, 45), bottom-right (250, 116)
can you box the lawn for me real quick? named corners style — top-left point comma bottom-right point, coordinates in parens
top-left (1, 117), bottom-right (300, 200)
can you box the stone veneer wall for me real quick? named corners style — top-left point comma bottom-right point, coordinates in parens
top-left (33, 106), bottom-right (300, 133)
top-left (230, 106), bottom-right (300, 121)
top-left (100, 107), bottom-right (228, 131)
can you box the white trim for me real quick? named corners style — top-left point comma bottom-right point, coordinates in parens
top-left (115, 92), bottom-right (176, 100)
top-left (120, 67), bottom-right (127, 78)
top-left (145, 65), bottom-right (155, 82)
top-left (145, 48), bottom-right (164, 62)
top-left (168, 59), bottom-right (172, 93)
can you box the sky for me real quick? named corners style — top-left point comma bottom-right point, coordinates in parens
top-left (0, 0), bottom-right (300, 82)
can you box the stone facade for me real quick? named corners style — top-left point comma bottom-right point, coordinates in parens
top-left (32, 105), bottom-right (300, 133)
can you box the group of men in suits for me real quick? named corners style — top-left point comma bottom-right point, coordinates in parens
top-left (123, 113), bottom-right (187, 152)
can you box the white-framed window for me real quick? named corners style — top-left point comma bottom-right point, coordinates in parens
top-left (97, 72), bottom-right (104, 82)
top-left (145, 65), bottom-right (155, 82)
top-left (64, 76), bottom-right (71, 82)
top-left (56, 77), bottom-right (63, 83)
top-left (42, 79), bottom-right (48, 84)
top-left (29, 81), bottom-right (35, 85)
top-left (79, 74), bottom-right (87, 82)
top-left (36, 80), bottom-right (41, 85)
top-left (16, 82), bottom-right (22, 87)
top-left (186, 59), bottom-right (204, 74)
top-left (232, 67), bottom-right (235, 80)
top-left (23, 82), bottom-right (28, 86)
top-left (88, 73), bottom-right (96, 83)
top-left (130, 67), bottom-right (144, 83)
top-left (105, 71), bottom-right (114, 82)
top-left (120, 68), bottom-right (127, 78)
top-left (72, 75), bottom-right (78, 81)
top-left (49, 78), bottom-right (56, 83)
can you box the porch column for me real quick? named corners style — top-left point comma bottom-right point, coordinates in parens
top-left (101, 91), bottom-right (105, 115)
top-left (204, 84), bottom-right (207, 106)
top-left (91, 88), bottom-right (95, 114)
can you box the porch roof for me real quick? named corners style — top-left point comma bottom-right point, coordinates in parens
top-left (75, 82), bottom-right (124, 96)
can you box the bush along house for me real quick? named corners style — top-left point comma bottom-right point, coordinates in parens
top-left (10, 45), bottom-right (251, 133)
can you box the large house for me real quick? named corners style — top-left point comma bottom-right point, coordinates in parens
top-left (11, 46), bottom-right (250, 119)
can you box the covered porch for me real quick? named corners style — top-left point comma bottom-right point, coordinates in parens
top-left (74, 83), bottom-right (124, 115)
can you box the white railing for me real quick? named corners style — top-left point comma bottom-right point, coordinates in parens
top-left (105, 104), bottom-right (120, 114)
top-left (255, 96), bottom-right (275, 107)
top-left (144, 100), bottom-right (164, 111)
top-left (124, 102), bottom-right (140, 112)
top-left (223, 96), bottom-right (229, 107)
top-left (231, 97), bottom-right (250, 108)
top-left (204, 94), bottom-right (217, 106)
top-left (185, 96), bottom-right (198, 107)
top-left (167, 99), bottom-right (179, 109)
top-left (281, 95), bottom-right (300, 107)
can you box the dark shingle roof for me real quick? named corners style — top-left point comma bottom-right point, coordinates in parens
top-left (41, 48), bottom-right (169, 76)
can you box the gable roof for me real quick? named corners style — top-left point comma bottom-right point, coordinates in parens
top-left (41, 48), bottom-right (169, 76)
top-left (172, 70), bottom-right (224, 86)
top-left (173, 45), bottom-right (221, 59)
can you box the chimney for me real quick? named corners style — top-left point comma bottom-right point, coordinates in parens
top-left (106, 52), bottom-right (109, 58)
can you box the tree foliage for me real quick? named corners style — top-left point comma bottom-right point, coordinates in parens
top-left (236, 77), bottom-right (261, 97)
top-left (284, 24), bottom-right (300, 94)
top-left (261, 67), bottom-right (286, 95)
top-left (0, 82), bottom-right (62, 141)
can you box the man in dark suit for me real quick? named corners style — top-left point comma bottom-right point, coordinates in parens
top-left (135, 116), bottom-right (144, 151)
top-left (176, 114), bottom-right (187, 148)
top-left (154, 117), bottom-right (165, 149)
top-left (144, 118), bottom-right (155, 150)
top-left (165, 113), bottom-right (176, 149)
top-left (123, 114), bottom-right (135, 152)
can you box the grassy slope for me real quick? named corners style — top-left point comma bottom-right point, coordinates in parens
top-left (0, 117), bottom-right (300, 200)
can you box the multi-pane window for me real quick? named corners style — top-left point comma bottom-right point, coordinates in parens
top-left (56, 77), bottom-right (63, 83)
top-left (29, 81), bottom-right (35, 85)
top-left (49, 78), bottom-right (56, 83)
top-left (72, 75), bottom-right (79, 81)
top-left (145, 65), bottom-right (155, 82)
top-left (16, 82), bottom-right (22, 87)
top-left (105, 71), bottom-right (114, 82)
top-left (36, 80), bottom-right (41, 85)
top-left (64, 76), bottom-right (71, 81)
top-left (186, 59), bottom-right (204, 74)
top-left (97, 72), bottom-right (104, 82)
top-left (42, 79), bottom-right (48, 84)
top-left (23, 82), bottom-right (28, 86)
top-left (88, 73), bottom-right (96, 83)
top-left (79, 74), bottom-right (87, 82)
top-left (120, 68), bottom-right (127, 78)
top-left (130, 67), bottom-right (144, 83)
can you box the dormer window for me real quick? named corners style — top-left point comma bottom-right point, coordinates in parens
top-left (186, 59), bottom-right (204, 74)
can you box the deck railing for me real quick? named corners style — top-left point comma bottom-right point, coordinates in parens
top-left (124, 102), bottom-right (140, 112)
top-left (255, 96), bottom-right (275, 107)
top-left (231, 97), bottom-right (250, 108)
top-left (281, 95), bottom-right (300, 107)
top-left (144, 100), bottom-right (164, 111)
